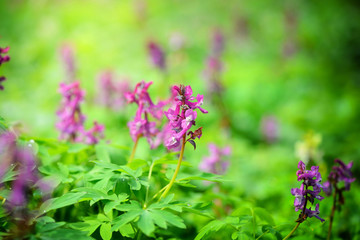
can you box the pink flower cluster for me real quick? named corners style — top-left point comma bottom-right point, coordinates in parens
top-left (60, 44), bottom-right (76, 82)
top-left (0, 46), bottom-right (10, 90)
top-left (0, 132), bottom-right (47, 207)
top-left (125, 81), bottom-right (164, 148)
top-left (147, 41), bottom-right (166, 71)
top-left (199, 143), bottom-right (231, 174)
top-left (56, 81), bottom-right (104, 144)
top-left (203, 30), bottom-right (225, 96)
top-left (97, 71), bottom-right (130, 110)
top-left (164, 85), bottom-right (207, 150)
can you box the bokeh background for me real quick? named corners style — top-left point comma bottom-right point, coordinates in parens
top-left (1, 0), bottom-right (360, 238)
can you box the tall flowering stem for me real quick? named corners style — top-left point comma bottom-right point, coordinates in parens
top-left (125, 81), bottom-right (164, 162)
top-left (159, 85), bottom-right (207, 200)
top-left (199, 143), bottom-right (231, 175)
top-left (56, 81), bottom-right (104, 144)
top-left (285, 161), bottom-right (324, 239)
top-left (56, 81), bottom-right (86, 141)
top-left (0, 46), bottom-right (10, 90)
top-left (322, 159), bottom-right (355, 240)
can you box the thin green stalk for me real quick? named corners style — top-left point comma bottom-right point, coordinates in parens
top-left (143, 162), bottom-right (155, 208)
top-left (129, 134), bottom-right (141, 164)
top-left (159, 135), bottom-right (186, 200)
top-left (327, 187), bottom-right (338, 240)
top-left (283, 222), bottom-right (301, 240)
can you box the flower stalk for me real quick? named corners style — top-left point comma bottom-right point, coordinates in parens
top-left (159, 134), bottom-right (186, 200)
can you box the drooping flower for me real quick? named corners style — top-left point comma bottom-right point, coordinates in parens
top-left (60, 44), bottom-right (76, 82)
top-left (199, 143), bottom-right (231, 174)
top-left (290, 161), bottom-right (324, 222)
top-left (261, 115), bottom-right (278, 143)
top-left (0, 132), bottom-right (47, 207)
top-left (82, 121), bottom-right (105, 145)
top-left (96, 71), bottom-right (130, 110)
top-left (0, 46), bottom-right (10, 90)
top-left (56, 81), bottom-right (105, 144)
top-left (164, 85), bottom-right (207, 150)
top-left (56, 81), bottom-right (86, 141)
top-left (323, 159), bottom-right (355, 197)
top-left (147, 41), bottom-right (166, 71)
top-left (211, 29), bottom-right (225, 57)
top-left (126, 81), bottom-right (163, 148)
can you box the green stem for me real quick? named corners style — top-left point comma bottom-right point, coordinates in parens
top-left (327, 187), bottom-right (338, 240)
top-left (283, 222), bottom-right (301, 240)
top-left (129, 134), bottom-right (141, 164)
top-left (159, 135), bottom-right (186, 200)
top-left (144, 162), bottom-right (155, 208)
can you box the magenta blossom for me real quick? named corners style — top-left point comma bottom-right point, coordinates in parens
top-left (56, 81), bottom-right (86, 141)
top-left (322, 159), bottom-right (355, 202)
top-left (97, 71), bottom-right (130, 110)
top-left (82, 121), bottom-right (105, 145)
top-left (164, 85), bottom-right (207, 150)
top-left (0, 46), bottom-right (10, 90)
top-left (291, 161), bottom-right (324, 222)
top-left (211, 29), bottom-right (225, 57)
top-left (60, 44), bottom-right (76, 82)
top-left (147, 41), bottom-right (166, 71)
top-left (261, 115), bottom-right (278, 143)
top-left (126, 81), bottom-right (164, 148)
top-left (56, 81), bottom-right (105, 144)
top-left (199, 143), bottom-right (231, 174)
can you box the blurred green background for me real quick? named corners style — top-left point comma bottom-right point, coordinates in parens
top-left (1, 0), bottom-right (359, 238)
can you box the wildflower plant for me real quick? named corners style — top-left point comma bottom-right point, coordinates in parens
top-left (56, 81), bottom-right (104, 144)
top-left (199, 143), bottom-right (231, 175)
top-left (125, 80), bottom-right (164, 162)
top-left (0, 46), bottom-right (10, 90)
top-left (285, 161), bottom-right (324, 239)
top-left (160, 84), bottom-right (208, 199)
top-left (323, 159), bottom-right (355, 240)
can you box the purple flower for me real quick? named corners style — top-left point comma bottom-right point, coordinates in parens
top-left (0, 46), bottom-right (10, 90)
top-left (96, 71), bottom-right (130, 110)
top-left (324, 159), bottom-right (355, 197)
top-left (56, 81), bottom-right (86, 141)
top-left (211, 29), bottom-right (225, 57)
top-left (164, 85), bottom-right (207, 150)
top-left (0, 132), bottom-right (48, 208)
top-left (202, 56), bottom-right (224, 96)
top-left (147, 41), bottom-right (166, 70)
top-left (126, 81), bottom-right (163, 148)
top-left (82, 121), bottom-right (105, 145)
top-left (291, 161), bottom-right (324, 222)
top-left (305, 204), bottom-right (324, 222)
top-left (199, 143), bottom-right (231, 174)
top-left (261, 116), bottom-right (278, 143)
top-left (60, 44), bottom-right (76, 82)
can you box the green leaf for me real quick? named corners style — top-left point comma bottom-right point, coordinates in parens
top-left (177, 172), bottom-right (223, 183)
top-left (68, 143), bottom-right (89, 153)
top-left (137, 210), bottom-right (155, 236)
top-left (68, 220), bottom-right (101, 236)
top-left (100, 223), bottom-right (112, 240)
top-left (119, 223), bottom-right (135, 238)
top-left (151, 210), bottom-right (186, 229)
top-left (0, 165), bottom-right (17, 183)
top-left (37, 228), bottom-right (94, 240)
top-left (254, 207), bottom-right (275, 226)
top-left (195, 220), bottom-right (225, 240)
top-left (111, 210), bottom-right (142, 231)
top-left (37, 222), bottom-right (66, 233)
top-left (104, 201), bottom-right (119, 214)
top-left (40, 192), bottom-right (86, 213)
top-left (115, 201), bottom-right (141, 212)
